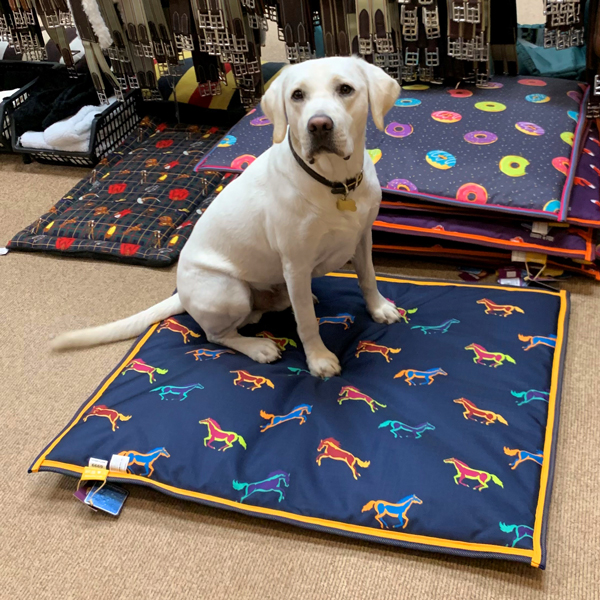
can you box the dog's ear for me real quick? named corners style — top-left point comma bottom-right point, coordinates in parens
top-left (261, 67), bottom-right (289, 144)
top-left (357, 59), bottom-right (400, 131)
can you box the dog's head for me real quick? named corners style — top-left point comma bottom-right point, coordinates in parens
top-left (261, 57), bottom-right (399, 162)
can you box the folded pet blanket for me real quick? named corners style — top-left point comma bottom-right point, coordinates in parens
top-left (0, 88), bottom-right (18, 102)
top-left (20, 99), bottom-right (116, 153)
top-left (12, 69), bottom-right (106, 136)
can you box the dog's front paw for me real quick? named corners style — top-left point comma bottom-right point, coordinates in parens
top-left (307, 349), bottom-right (341, 378)
top-left (369, 299), bottom-right (402, 325)
top-left (247, 339), bottom-right (281, 363)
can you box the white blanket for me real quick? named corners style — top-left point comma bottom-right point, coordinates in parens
top-left (20, 97), bottom-right (116, 153)
top-left (0, 88), bottom-right (19, 103)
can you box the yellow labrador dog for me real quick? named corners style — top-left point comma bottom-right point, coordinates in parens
top-left (52, 56), bottom-right (401, 378)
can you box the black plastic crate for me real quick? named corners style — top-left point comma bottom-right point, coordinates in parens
top-left (9, 88), bottom-right (142, 167)
top-left (0, 61), bottom-right (55, 153)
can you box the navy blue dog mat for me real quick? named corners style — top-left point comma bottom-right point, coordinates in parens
top-left (197, 76), bottom-right (587, 221)
top-left (31, 273), bottom-right (568, 568)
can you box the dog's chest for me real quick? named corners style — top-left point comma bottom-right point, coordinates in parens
top-left (311, 212), bottom-right (365, 276)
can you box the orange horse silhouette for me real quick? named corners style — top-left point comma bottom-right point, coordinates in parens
top-left (453, 398), bottom-right (508, 426)
top-left (518, 334), bottom-right (557, 351)
top-left (394, 368), bottom-right (447, 386)
top-left (504, 447), bottom-right (543, 469)
top-left (157, 317), bottom-right (202, 343)
top-left (118, 447), bottom-right (170, 478)
top-left (185, 348), bottom-right (235, 361)
top-left (337, 386), bottom-right (387, 412)
top-left (355, 341), bottom-right (401, 362)
top-left (83, 405), bottom-right (132, 431)
top-left (230, 370), bottom-right (275, 391)
top-left (256, 331), bottom-right (297, 351)
top-left (477, 298), bottom-right (525, 317)
top-left (316, 438), bottom-right (370, 480)
top-left (121, 358), bottom-right (168, 383)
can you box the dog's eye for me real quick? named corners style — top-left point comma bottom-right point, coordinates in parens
top-left (291, 89), bottom-right (304, 101)
top-left (338, 84), bottom-right (354, 96)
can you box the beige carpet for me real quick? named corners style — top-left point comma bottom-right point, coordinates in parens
top-left (1, 153), bottom-right (599, 600)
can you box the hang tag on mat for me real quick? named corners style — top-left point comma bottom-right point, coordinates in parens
top-left (84, 483), bottom-right (129, 516)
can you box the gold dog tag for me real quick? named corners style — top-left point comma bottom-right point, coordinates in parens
top-left (336, 197), bottom-right (357, 212)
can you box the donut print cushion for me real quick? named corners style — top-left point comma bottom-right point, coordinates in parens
top-left (197, 76), bottom-right (587, 221)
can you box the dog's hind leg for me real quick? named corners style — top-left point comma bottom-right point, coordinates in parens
top-left (179, 270), bottom-right (281, 364)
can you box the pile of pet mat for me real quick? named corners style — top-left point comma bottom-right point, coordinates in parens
top-left (198, 76), bottom-right (587, 220)
top-left (196, 73), bottom-right (600, 282)
top-left (31, 272), bottom-right (568, 569)
top-left (6, 117), bottom-right (230, 266)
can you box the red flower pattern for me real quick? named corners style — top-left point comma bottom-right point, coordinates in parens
top-left (55, 237), bottom-right (76, 250)
top-left (108, 183), bottom-right (127, 194)
top-left (169, 188), bottom-right (189, 201)
top-left (119, 243), bottom-right (140, 256)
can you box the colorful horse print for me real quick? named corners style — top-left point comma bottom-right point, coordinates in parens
top-left (230, 370), bottom-right (275, 391)
top-left (355, 341), bottom-right (401, 362)
top-left (378, 420), bottom-right (435, 439)
top-left (499, 522), bottom-right (534, 548)
top-left (83, 405), bottom-right (131, 431)
top-left (257, 331), bottom-right (297, 351)
top-left (186, 348), bottom-right (235, 361)
top-left (232, 471), bottom-right (290, 503)
top-left (394, 368), bottom-right (447, 386)
top-left (503, 447), bottom-right (543, 469)
top-left (464, 344), bottom-right (516, 368)
top-left (316, 438), bottom-right (370, 480)
top-left (477, 299), bottom-right (525, 317)
top-left (453, 398), bottom-right (508, 426)
top-left (117, 447), bottom-right (170, 478)
top-left (156, 317), bottom-right (201, 343)
top-left (443, 458), bottom-right (504, 491)
top-left (121, 358), bottom-right (168, 383)
top-left (150, 383), bottom-right (204, 401)
top-left (287, 366), bottom-right (330, 381)
top-left (199, 418), bottom-right (247, 451)
top-left (260, 404), bottom-right (312, 431)
top-left (385, 298), bottom-right (418, 323)
top-left (317, 313), bottom-right (355, 330)
top-left (411, 319), bottom-right (460, 334)
top-left (337, 386), bottom-right (386, 412)
top-left (287, 367), bottom-right (311, 376)
top-left (518, 334), bottom-right (557, 351)
top-left (362, 495), bottom-right (423, 529)
top-left (511, 389), bottom-right (550, 406)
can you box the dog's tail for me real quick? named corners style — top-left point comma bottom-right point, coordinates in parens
top-left (50, 294), bottom-right (184, 351)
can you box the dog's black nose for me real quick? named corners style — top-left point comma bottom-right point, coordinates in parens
top-left (307, 114), bottom-right (334, 135)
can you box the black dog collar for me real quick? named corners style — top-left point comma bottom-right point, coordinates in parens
top-left (288, 135), bottom-right (363, 210)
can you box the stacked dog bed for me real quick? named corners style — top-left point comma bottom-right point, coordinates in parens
top-left (195, 74), bottom-right (600, 283)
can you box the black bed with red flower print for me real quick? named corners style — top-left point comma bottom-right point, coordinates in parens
top-left (7, 118), bottom-right (231, 266)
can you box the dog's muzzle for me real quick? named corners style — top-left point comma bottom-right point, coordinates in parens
top-left (306, 113), bottom-right (340, 160)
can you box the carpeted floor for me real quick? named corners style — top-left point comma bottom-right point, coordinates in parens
top-left (1, 149), bottom-right (599, 599)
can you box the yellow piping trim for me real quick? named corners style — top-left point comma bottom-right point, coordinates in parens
top-left (41, 459), bottom-right (532, 558)
top-left (34, 274), bottom-right (566, 563)
top-left (531, 289), bottom-right (568, 567)
top-left (30, 324), bottom-right (160, 473)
